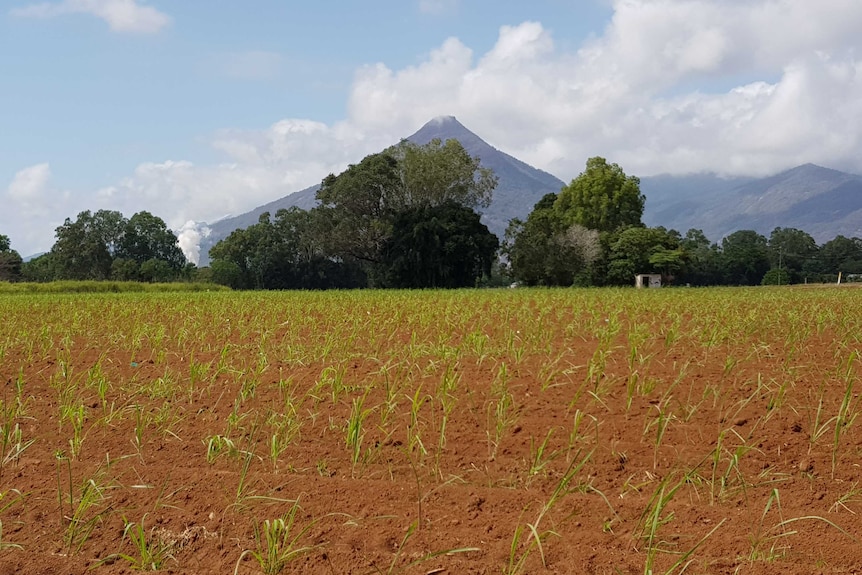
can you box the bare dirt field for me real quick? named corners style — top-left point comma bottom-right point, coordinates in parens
top-left (2, 287), bottom-right (862, 574)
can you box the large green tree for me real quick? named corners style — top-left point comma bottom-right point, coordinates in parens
top-left (209, 208), bottom-right (365, 290)
top-left (20, 253), bottom-right (56, 282)
top-left (382, 200), bottom-right (498, 288)
top-left (316, 152), bottom-right (401, 270)
top-left (678, 228), bottom-right (722, 285)
top-left (816, 235), bottom-right (862, 275)
top-left (117, 211), bottom-right (186, 271)
top-left (555, 157), bottom-right (645, 233)
top-left (316, 138), bottom-right (498, 283)
top-left (767, 227), bottom-right (819, 282)
top-left (51, 210), bottom-right (124, 280)
top-left (720, 230), bottom-right (770, 285)
top-left (606, 226), bottom-right (682, 285)
top-left (391, 138), bottom-right (497, 210)
top-left (0, 234), bottom-right (23, 282)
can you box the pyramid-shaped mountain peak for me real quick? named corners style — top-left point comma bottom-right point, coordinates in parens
top-left (407, 115), bottom-right (485, 148)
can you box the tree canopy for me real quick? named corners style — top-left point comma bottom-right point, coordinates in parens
top-left (43, 210), bottom-right (188, 282)
top-left (391, 138), bottom-right (497, 210)
top-left (383, 201), bottom-right (498, 289)
top-left (209, 208), bottom-right (365, 290)
top-left (555, 157), bottom-right (645, 233)
top-left (721, 230), bottom-right (770, 286)
top-left (504, 194), bottom-right (600, 286)
top-left (0, 234), bottom-right (23, 282)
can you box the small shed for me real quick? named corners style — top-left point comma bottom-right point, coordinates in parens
top-left (635, 274), bottom-right (662, 288)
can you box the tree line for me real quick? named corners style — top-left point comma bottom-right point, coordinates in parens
top-left (2, 147), bottom-right (862, 288)
top-left (2, 210), bottom-right (192, 283)
top-left (504, 158), bottom-right (862, 286)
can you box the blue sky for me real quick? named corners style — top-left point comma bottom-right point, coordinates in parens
top-left (3, 0), bottom-right (862, 260)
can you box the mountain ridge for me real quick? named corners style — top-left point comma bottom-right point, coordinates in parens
top-left (642, 163), bottom-right (862, 242)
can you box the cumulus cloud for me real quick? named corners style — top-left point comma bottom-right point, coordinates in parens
top-left (7, 163), bottom-right (51, 203)
top-left (11, 0), bottom-right (171, 34)
top-left (3, 163), bottom-right (74, 256)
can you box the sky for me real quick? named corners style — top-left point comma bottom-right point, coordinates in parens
top-left (3, 0), bottom-right (862, 261)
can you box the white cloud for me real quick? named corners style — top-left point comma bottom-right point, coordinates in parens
top-left (7, 163), bottom-right (51, 203)
top-left (3, 163), bottom-right (73, 256)
top-left (11, 0), bottom-right (170, 34)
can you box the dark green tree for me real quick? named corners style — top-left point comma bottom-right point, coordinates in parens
top-left (110, 258), bottom-right (140, 281)
top-left (316, 153), bottom-right (401, 272)
top-left (209, 208), bottom-right (365, 290)
top-left (20, 253), bottom-right (57, 282)
top-left (117, 211), bottom-right (186, 273)
top-left (208, 214), bottom-right (270, 289)
top-left (316, 139), bottom-right (498, 284)
top-left (0, 234), bottom-right (23, 282)
top-left (505, 194), bottom-right (564, 286)
top-left (209, 259), bottom-right (245, 289)
top-left (720, 230), bottom-right (770, 285)
top-left (678, 229), bottom-right (722, 285)
top-left (138, 258), bottom-right (176, 283)
top-left (767, 227), bottom-right (819, 282)
top-left (817, 235), bottom-right (862, 275)
top-left (505, 194), bottom-right (601, 286)
top-left (382, 201), bottom-right (498, 288)
top-left (761, 268), bottom-right (792, 286)
top-left (50, 209), bottom-right (187, 281)
top-left (555, 157), bottom-right (645, 233)
top-left (51, 210), bottom-right (124, 280)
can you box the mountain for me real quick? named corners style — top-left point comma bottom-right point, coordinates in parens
top-left (641, 164), bottom-right (862, 243)
top-left (198, 116), bottom-right (565, 265)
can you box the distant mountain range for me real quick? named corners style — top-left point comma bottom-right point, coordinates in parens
top-left (641, 164), bottom-right (862, 243)
top-left (198, 117), bottom-right (862, 265)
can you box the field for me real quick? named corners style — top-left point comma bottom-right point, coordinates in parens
top-left (1, 287), bottom-right (862, 574)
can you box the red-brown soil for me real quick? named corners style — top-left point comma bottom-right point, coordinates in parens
top-left (2, 288), bottom-right (862, 574)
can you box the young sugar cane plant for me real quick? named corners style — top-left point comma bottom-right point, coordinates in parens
top-left (234, 497), bottom-right (321, 575)
top-left (831, 350), bottom-right (859, 477)
top-left (56, 452), bottom-right (115, 555)
top-left (487, 363), bottom-right (517, 461)
top-left (747, 489), bottom-right (857, 563)
top-left (346, 391), bottom-right (375, 478)
top-left (100, 513), bottom-right (176, 570)
top-left (638, 467), bottom-right (726, 575)
top-left (504, 449), bottom-right (593, 575)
